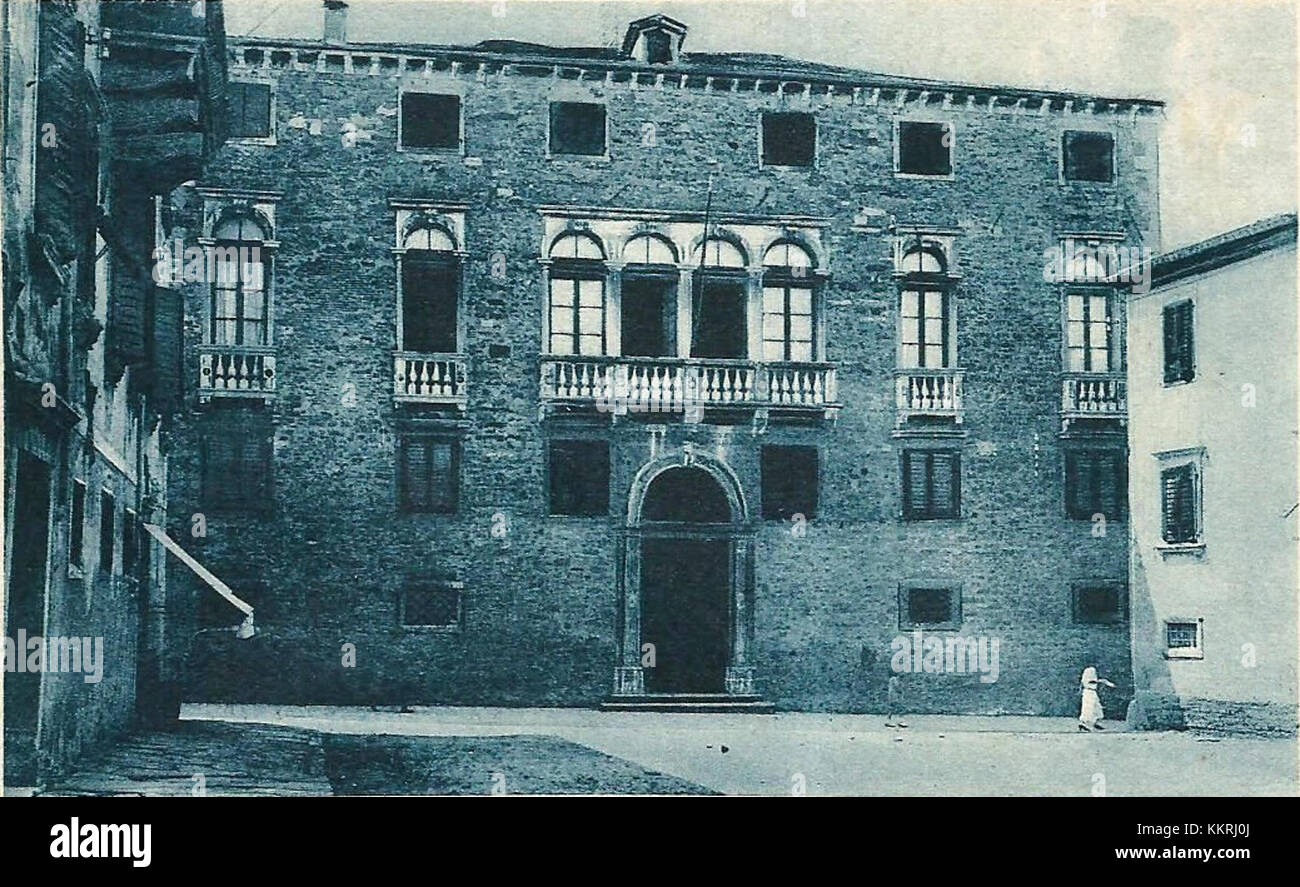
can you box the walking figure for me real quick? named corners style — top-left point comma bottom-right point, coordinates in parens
top-left (1078, 665), bottom-right (1115, 732)
top-left (885, 673), bottom-right (908, 728)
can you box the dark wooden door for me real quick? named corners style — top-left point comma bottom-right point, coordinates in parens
top-left (641, 537), bottom-right (730, 693)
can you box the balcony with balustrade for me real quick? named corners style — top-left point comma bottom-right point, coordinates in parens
top-left (393, 352), bottom-right (468, 408)
top-left (539, 355), bottom-right (839, 420)
top-left (894, 368), bottom-right (964, 426)
top-left (1060, 372), bottom-right (1127, 430)
top-left (198, 344), bottom-right (277, 402)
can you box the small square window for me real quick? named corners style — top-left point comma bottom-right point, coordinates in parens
top-left (1165, 620), bottom-right (1203, 659)
top-left (402, 585), bottom-right (462, 629)
top-left (761, 112), bottom-right (816, 167)
top-left (760, 445), bottom-right (818, 520)
top-left (99, 491), bottom-right (115, 575)
top-left (229, 82), bottom-right (273, 140)
top-left (400, 92), bottom-right (461, 151)
top-left (1063, 131), bottom-right (1114, 182)
top-left (898, 121), bottom-right (952, 176)
top-left (399, 437), bottom-right (460, 514)
top-left (899, 583), bottom-right (961, 630)
top-left (1071, 583), bottom-right (1127, 625)
top-left (549, 102), bottom-right (606, 156)
top-left (549, 439), bottom-right (610, 516)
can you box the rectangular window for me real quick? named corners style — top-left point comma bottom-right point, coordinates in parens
top-left (548, 439), bottom-right (610, 516)
top-left (898, 121), bottom-right (952, 176)
top-left (401, 255), bottom-right (459, 352)
top-left (761, 445), bottom-right (819, 520)
top-left (899, 584), bottom-right (961, 630)
top-left (620, 275), bottom-right (674, 358)
top-left (99, 490), bottom-right (115, 575)
top-left (398, 437), bottom-right (459, 514)
top-left (400, 92), bottom-right (461, 151)
top-left (70, 480), bottom-right (86, 568)
top-left (1165, 620), bottom-right (1203, 659)
top-left (1065, 292), bottom-right (1114, 373)
top-left (691, 278), bottom-right (747, 359)
top-left (1065, 449), bottom-right (1127, 521)
top-left (902, 450), bottom-right (961, 520)
top-left (1071, 583), bottom-right (1127, 625)
top-left (401, 585), bottom-right (462, 629)
top-left (762, 284), bottom-right (814, 362)
top-left (761, 112), bottom-right (816, 167)
top-left (1163, 300), bottom-right (1195, 384)
top-left (1160, 463), bottom-right (1199, 544)
top-left (549, 102), bottom-right (606, 156)
top-left (1063, 130), bottom-right (1114, 182)
top-left (548, 275), bottom-right (606, 355)
top-left (211, 246), bottom-right (268, 346)
top-left (900, 288), bottom-right (950, 368)
top-left (202, 427), bottom-right (273, 513)
top-left (229, 82), bottom-right (273, 140)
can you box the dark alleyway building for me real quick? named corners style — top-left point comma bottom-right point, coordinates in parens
top-left (168, 4), bottom-right (1161, 714)
top-left (3, 0), bottom-right (228, 783)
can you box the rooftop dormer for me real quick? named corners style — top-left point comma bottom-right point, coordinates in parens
top-left (621, 14), bottom-right (688, 65)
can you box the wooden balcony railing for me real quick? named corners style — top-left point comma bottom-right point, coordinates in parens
top-left (539, 355), bottom-right (838, 415)
top-left (198, 344), bottom-right (276, 401)
top-left (1061, 372), bottom-right (1126, 425)
top-left (895, 368), bottom-right (964, 424)
top-left (394, 352), bottom-right (467, 407)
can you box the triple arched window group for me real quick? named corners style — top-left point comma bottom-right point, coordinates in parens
top-left (545, 230), bottom-right (821, 364)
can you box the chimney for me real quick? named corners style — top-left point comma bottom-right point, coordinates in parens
top-left (323, 0), bottom-right (348, 44)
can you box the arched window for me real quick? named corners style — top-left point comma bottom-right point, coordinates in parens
top-left (622, 234), bottom-right (678, 358)
top-left (548, 232), bottom-right (607, 356)
top-left (400, 224), bottom-right (460, 353)
top-left (762, 242), bottom-right (816, 362)
top-left (623, 233), bottom-right (677, 266)
top-left (899, 244), bottom-right (954, 369)
top-left (692, 237), bottom-right (746, 269)
top-left (211, 215), bottom-right (270, 346)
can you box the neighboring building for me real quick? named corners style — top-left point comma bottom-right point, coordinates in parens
top-left (1128, 213), bottom-right (1298, 736)
top-left (170, 3), bottom-right (1162, 714)
top-left (2, 0), bottom-right (227, 784)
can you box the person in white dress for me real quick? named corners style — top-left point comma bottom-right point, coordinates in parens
top-left (1078, 665), bottom-right (1115, 731)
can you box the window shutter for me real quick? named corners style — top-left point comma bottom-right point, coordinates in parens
top-left (245, 84), bottom-right (271, 138)
top-left (35, 5), bottom-right (94, 263)
top-left (932, 452), bottom-right (959, 516)
top-left (402, 439), bottom-right (430, 511)
top-left (150, 287), bottom-right (184, 413)
top-left (1164, 301), bottom-right (1194, 383)
top-left (903, 451), bottom-right (925, 516)
top-left (228, 83), bottom-right (247, 137)
top-left (1064, 451), bottom-right (1081, 517)
top-left (1162, 464), bottom-right (1196, 542)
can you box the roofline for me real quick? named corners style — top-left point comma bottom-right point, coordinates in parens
top-left (224, 34), bottom-right (1166, 111)
top-left (1151, 213), bottom-right (1297, 288)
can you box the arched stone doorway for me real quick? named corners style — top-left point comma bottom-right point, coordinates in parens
top-left (612, 451), bottom-right (757, 699)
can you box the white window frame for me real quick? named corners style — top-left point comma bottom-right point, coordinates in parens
top-left (1164, 618), bottom-right (1204, 660)
top-left (1153, 446), bottom-right (1207, 554)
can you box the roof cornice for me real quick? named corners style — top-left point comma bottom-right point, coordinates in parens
top-left (225, 35), bottom-right (1165, 114)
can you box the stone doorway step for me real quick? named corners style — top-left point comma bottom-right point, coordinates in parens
top-left (600, 694), bottom-right (776, 713)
